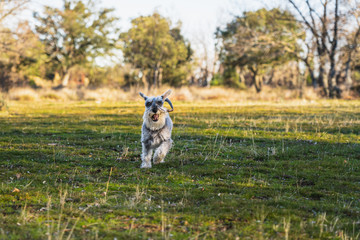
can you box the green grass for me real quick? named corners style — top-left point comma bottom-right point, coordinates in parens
top-left (0, 100), bottom-right (359, 239)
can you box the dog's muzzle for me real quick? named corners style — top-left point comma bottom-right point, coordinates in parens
top-left (150, 107), bottom-right (159, 122)
top-left (151, 113), bottom-right (159, 122)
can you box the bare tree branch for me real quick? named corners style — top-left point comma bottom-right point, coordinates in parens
top-left (288, 0), bottom-right (317, 36)
top-left (0, 0), bottom-right (29, 23)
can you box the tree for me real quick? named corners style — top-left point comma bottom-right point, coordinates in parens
top-left (121, 12), bottom-right (192, 88)
top-left (0, 0), bottom-right (29, 25)
top-left (0, 0), bottom-right (45, 91)
top-left (216, 8), bottom-right (304, 92)
top-left (340, 0), bottom-right (360, 91)
top-left (288, 0), bottom-right (357, 98)
top-left (191, 29), bottom-right (218, 87)
top-left (34, 0), bottom-right (119, 86)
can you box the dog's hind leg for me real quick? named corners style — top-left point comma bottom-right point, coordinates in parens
top-left (141, 143), bottom-right (153, 168)
top-left (153, 139), bottom-right (172, 164)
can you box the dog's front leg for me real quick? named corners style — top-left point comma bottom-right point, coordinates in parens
top-left (153, 139), bottom-right (173, 164)
top-left (141, 142), bottom-right (153, 168)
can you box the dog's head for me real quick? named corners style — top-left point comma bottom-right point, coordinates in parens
top-left (139, 90), bottom-right (173, 125)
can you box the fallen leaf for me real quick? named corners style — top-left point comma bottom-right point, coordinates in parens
top-left (12, 188), bottom-right (20, 193)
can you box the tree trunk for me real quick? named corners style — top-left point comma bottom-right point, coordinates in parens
top-left (62, 72), bottom-right (70, 87)
top-left (309, 69), bottom-right (316, 89)
top-left (249, 66), bottom-right (262, 93)
top-left (238, 67), bottom-right (245, 84)
top-left (297, 69), bottom-right (305, 99)
top-left (141, 69), bottom-right (149, 90)
top-left (302, 57), bottom-right (316, 88)
top-left (53, 72), bottom-right (61, 85)
top-left (328, 61), bottom-right (341, 98)
top-left (345, 70), bottom-right (352, 91)
top-left (318, 54), bottom-right (328, 95)
top-left (322, 71), bottom-right (329, 97)
top-left (153, 62), bottom-right (161, 88)
top-left (153, 67), bottom-right (158, 88)
top-left (202, 67), bottom-right (209, 87)
top-left (318, 62), bottom-right (325, 88)
top-left (328, 68), bottom-right (340, 98)
top-left (298, 73), bottom-right (305, 98)
top-left (157, 68), bottom-right (163, 88)
top-left (344, 49), bottom-right (354, 91)
top-left (254, 75), bottom-right (262, 93)
top-left (328, 0), bottom-right (340, 98)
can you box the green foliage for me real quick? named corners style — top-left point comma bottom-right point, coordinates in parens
top-left (353, 70), bottom-right (360, 83)
top-left (34, 0), bottom-right (120, 78)
top-left (162, 62), bottom-right (192, 87)
top-left (87, 64), bottom-right (129, 87)
top-left (210, 73), bottom-right (224, 86)
top-left (217, 8), bottom-right (304, 89)
top-left (222, 67), bottom-right (246, 89)
top-left (0, 93), bottom-right (6, 110)
top-left (305, 73), bottom-right (313, 86)
top-left (0, 22), bottom-right (48, 90)
top-left (0, 100), bottom-right (359, 238)
top-left (121, 12), bottom-right (192, 88)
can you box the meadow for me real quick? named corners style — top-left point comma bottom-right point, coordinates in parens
top-left (0, 99), bottom-right (359, 239)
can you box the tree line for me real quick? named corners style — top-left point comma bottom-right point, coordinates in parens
top-left (0, 0), bottom-right (360, 98)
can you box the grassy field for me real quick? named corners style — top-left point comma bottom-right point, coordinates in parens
top-left (0, 100), bottom-right (359, 239)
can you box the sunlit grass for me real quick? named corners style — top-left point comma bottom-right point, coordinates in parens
top-left (0, 100), bottom-right (359, 239)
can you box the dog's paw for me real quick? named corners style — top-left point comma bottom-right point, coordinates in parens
top-left (140, 162), bottom-right (152, 168)
top-left (153, 159), bottom-right (165, 164)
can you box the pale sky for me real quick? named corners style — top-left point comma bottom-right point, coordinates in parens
top-left (25, 0), bottom-right (272, 44)
top-left (26, 0), bottom-right (268, 33)
top-left (19, 0), bottom-right (282, 65)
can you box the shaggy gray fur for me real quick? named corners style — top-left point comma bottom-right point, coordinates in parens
top-left (139, 90), bottom-right (173, 168)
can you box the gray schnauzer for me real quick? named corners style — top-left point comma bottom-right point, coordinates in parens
top-left (139, 90), bottom-right (174, 168)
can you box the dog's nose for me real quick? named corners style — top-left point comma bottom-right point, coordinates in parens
top-left (152, 107), bottom-right (158, 113)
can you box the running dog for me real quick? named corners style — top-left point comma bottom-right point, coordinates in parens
top-left (139, 90), bottom-right (174, 168)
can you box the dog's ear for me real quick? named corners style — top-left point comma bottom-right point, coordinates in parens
top-left (161, 89), bottom-right (172, 99)
top-left (139, 92), bottom-right (147, 100)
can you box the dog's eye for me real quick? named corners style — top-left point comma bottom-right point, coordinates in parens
top-left (156, 101), bottom-right (162, 105)
top-left (145, 102), bottom-right (152, 107)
